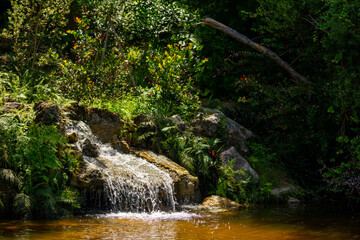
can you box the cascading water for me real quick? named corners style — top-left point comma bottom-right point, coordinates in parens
top-left (66, 121), bottom-right (176, 213)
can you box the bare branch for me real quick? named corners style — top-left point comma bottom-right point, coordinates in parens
top-left (199, 18), bottom-right (309, 85)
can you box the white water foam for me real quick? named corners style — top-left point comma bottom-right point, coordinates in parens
top-left (93, 211), bottom-right (202, 221)
top-left (66, 121), bottom-right (176, 213)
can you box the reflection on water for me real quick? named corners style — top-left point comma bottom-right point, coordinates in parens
top-left (0, 205), bottom-right (359, 240)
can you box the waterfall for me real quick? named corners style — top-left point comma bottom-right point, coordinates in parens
top-left (66, 121), bottom-right (176, 213)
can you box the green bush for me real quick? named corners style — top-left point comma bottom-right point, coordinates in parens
top-left (0, 111), bottom-right (80, 219)
top-left (2, 0), bottom-right (72, 70)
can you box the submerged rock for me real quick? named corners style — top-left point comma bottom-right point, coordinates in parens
top-left (219, 147), bottom-right (259, 182)
top-left (134, 150), bottom-right (201, 204)
top-left (201, 195), bottom-right (241, 212)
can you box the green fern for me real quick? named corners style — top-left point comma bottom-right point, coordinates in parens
top-left (0, 168), bottom-right (21, 188)
top-left (14, 193), bottom-right (33, 218)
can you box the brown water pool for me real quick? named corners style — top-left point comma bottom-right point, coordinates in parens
top-left (0, 205), bottom-right (359, 239)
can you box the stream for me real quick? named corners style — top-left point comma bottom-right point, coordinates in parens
top-left (1, 204), bottom-right (359, 240)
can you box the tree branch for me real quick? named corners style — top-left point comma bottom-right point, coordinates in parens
top-left (198, 18), bottom-right (309, 85)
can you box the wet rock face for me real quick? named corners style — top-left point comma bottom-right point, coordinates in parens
top-left (82, 139), bottom-right (100, 157)
top-left (34, 101), bottom-right (61, 126)
top-left (65, 104), bottom-right (124, 143)
top-left (66, 132), bottom-right (78, 143)
top-left (112, 140), bottom-right (131, 154)
top-left (201, 195), bottom-right (241, 212)
top-left (219, 147), bottom-right (259, 182)
top-left (134, 150), bottom-right (201, 204)
top-left (69, 162), bottom-right (105, 191)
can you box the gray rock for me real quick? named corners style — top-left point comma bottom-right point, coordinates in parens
top-left (168, 115), bottom-right (189, 132)
top-left (190, 113), bottom-right (221, 138)
top-left (134, 150), bottom-right (201, 204)
top-left (134, 113), bottom-right (151, 125)
top-left (288, 197), bottom-right (301, 205)
top-left (69, 162), bottom-right (105, 191)
top-left (271, 184), bottom-right (297, 197)
top-left (201, 107), bottom-right (253, 153)
top-left (219, 147), bottom-right (259, 182)
top-left (1, 102), bottom-right (28, 114)
top-left (201, 195), bottom-right (241, 212)
top-left (65, 104), bottom-right (125, 143)
top-left (82, 139), bottom-right (100, 157)
top-left (34, 101), bottom-right (61, 126)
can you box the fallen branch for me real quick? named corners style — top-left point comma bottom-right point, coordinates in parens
top-left (197, 18), bottom-right (308, 85)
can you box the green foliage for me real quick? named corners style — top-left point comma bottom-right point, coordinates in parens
top-left (109, 0), bottom-right (198, 44)
top-left (321, 137), bottom-right (360, 201)
top-left (155, 118), bottom-right (209, 175)
top-left (145, 43), bottom-right (205, 120)
top-left (55, 12), bottom-right (130, 102)
top-left (0, 110), bottom-right (80, 218)
top-left (211, 159), bottom-right (249, 203)
top-left (247, 142), bottom-right (288, 188)
top-left (2, 0), bottom-right (72, 70)
top-left (11, 124), bottom-right (80, 218)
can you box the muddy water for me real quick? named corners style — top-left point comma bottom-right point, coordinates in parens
top-left (0, 205), bottom-right (359, 240)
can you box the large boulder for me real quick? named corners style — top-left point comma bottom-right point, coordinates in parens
top-left (271, 184), bottom-right (297, 197)
top-left (190, 113), bottom-right (221, 138)
top-left (200, 108), bottom-right (253, 153)
top-left (34, 101), bottom-right (61, 126)
top-left (65, 104), bottom-right (124, 143)
top-left (219, 147), bottom-right (259, 182)
top-left (81, 139), bottom-right (100, 157)
top-left (201, 195), bottom-right (241, 212)
top-left (168, 115), bottom-right (189, 132)
top-left (69, 155), bottom-right (105, 191)
top-left (134, 150), bottom-right (201, 204)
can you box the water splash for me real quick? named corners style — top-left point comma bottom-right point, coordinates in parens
top-left (93, 211), bottom-right (202, 221)
top-left (66, 121), bottom-right (176, 213)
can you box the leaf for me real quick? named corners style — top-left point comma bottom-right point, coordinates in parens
top-left (0, 168), bottom-right (21, 188)
top-left (14, 193), bottom-right (32, 218)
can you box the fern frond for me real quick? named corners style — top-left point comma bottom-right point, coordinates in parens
top-left (14, 193), bottom-right (32, 218)
top-left (0, 168), bottom-right (21, 188)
